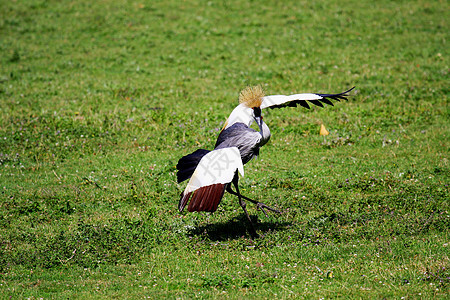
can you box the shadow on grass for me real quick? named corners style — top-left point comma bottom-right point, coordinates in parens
top-left (188, 214), bottom-right (291, 241)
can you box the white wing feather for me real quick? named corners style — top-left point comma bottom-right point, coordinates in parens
top-left (184, 147), bottom-right (244, 194)
top-left (261, 93), bottom-right (323, 109)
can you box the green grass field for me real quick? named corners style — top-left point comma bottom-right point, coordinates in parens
top-left (1, 0), bottom-right (448, 298)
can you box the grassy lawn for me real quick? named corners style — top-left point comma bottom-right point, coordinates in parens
top-left (0, 0), bottom-right (448, 298)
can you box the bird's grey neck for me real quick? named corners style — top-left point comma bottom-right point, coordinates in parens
top-left (258, 121), bottom-right (271, 146)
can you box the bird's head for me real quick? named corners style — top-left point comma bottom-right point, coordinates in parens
top-left (240, 85), bottom-right (265, 128)
top-left (239, 85), bottom-right (264, 108)
top-left (222, 86), bottom-right (265, 131)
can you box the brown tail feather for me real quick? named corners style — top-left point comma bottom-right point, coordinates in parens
top-left (203, 186), bottom-right (217, 212)
top-left (203, 184), bottom-right (225, 212)
top-left (188, 187), bottom-right (204, 211)
top-left (199, 186), bottom-right (213, 211)
top-left (189, 185), bottom-right (210, 212)
top-left (178, 183), bottom-right (226, 213)
top-left (209, 184), bottom-right (226, 211)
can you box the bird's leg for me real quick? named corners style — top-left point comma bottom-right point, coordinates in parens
top-left (226, 185), bottom-right (281, 218)
top-left (231, 176), bottom-right (259, 239)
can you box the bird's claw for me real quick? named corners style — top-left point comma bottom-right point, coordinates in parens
top-left (256, 202), bottom-right (281, 217)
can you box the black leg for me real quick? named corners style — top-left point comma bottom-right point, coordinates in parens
top-left (231, 175), bottom-right (259, 239)
top-left (226, 184), bottom-right (281, 217)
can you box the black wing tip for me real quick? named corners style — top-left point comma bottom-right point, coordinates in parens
top-left (266, 86), bottom-right (355, 110)
top-left (308, 99), bottom-right (324, 108)
top-left (316, 86), bottom-right (355, 102)
top-left (309, 86), bottom-right (355, 107)
top-left (343, 86), bottom-right (356, 94)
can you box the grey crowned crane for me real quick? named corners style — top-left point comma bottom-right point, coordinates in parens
top-left (176, 86), bottom-right (354, 237)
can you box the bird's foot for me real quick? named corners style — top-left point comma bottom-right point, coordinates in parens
top-left (255, 202), bottom-right (281, 218)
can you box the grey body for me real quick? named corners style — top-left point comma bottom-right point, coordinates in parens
top-left (215, 120), bottom-right (271, 165)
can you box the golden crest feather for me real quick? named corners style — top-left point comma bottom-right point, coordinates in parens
top-left (239, 85), bottom-right (265, 108)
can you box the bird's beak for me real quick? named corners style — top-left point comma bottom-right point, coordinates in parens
top-left (254, 116), bottom-right (263, 130)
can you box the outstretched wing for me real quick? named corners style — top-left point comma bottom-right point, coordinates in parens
top-left (260, 87), bottom-right (354, 110)
top-left (179, 147), bottom-right (244, 213)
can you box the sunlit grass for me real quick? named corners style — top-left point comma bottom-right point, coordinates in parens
top-left (0, 0), bottom-right (448, 298)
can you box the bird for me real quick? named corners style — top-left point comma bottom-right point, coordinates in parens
top-left (176, 85), bottom-right (354, 238)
